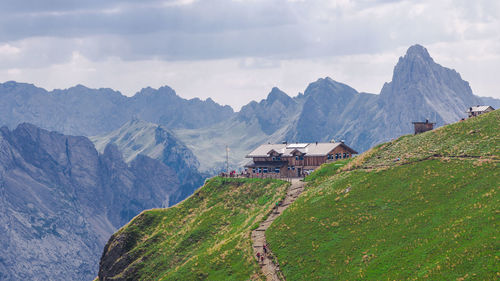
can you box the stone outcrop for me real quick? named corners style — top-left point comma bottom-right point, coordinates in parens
top-left (0, 123), bottom-right (181, 281)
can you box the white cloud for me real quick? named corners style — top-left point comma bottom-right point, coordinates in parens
top-left (0, 43), bottom-right (20, 55)
top-left (0, 0), bottom-right (498, 108)
top-left (162, 0), bottom-right (197, 7)
top-left (7, 68), bottom-right (21, 75)
top-left (0, 50), bottom-right (398, 110)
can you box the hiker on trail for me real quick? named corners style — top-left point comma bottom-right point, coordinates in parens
top-left (263, 244), bottom-right (267, 254)
top-left (256, 252), bottom-right (260, 260)
top-left (261, 255), bottom-right (264, 264)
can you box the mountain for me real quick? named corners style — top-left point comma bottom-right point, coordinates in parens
top-left (174, 44), bottom-right (488, 173)
top-left (287, 77), bottom-right (359, 142)
top-left (97, 109), bottom-right (499, 280)
top-left (289, 44), bottom-right (483, 148)
top-left (376, 44), bottom-right (482, 128)
top-left (173, 87), bottom-right (302, 174)
top-left (238, 87), bottom-right (302, 135)
top-left (91, 119), bottom-right (205, 204)
top-left (0, 82), bottom-right (234, 136)
top-left (283, 77), bottom-right (379, 145)
top-left (0, 123), bottom-right (186, 281)
top-left (479, 96), bottom-right (500, 109)
top-left (129, 87), bottom-right (234, 130)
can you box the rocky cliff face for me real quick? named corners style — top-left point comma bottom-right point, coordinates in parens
top-left (0, 124), bottom-right (181, 281)
top-left (91, 119), bottom-right (205, 205)
top-left (286, 77), bottom-right (370, 143)
top-left (479, 96), bottom-right (500, 110)
top-left (377, 44), bottom-right (482, 130)
top-left (238, 87), bottom-right (302, 135)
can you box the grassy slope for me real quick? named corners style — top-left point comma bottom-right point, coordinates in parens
top-left (267, 110), bottom-right (499, 280)
top-left (100, 177), bottom-right (289, 280)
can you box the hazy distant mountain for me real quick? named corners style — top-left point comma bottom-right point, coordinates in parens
top-left (284, 77), bottom-right (379, 144)
top-left (0, 124), bottom-right (183, 281)
top-left (129, 86), bottom-right (234, 130)
top-left (0, 83), bottom-right (233, 136)
top-left (479, 96), bottom-right (500, 109)
top-left (91, 119), bottom-right (205, 203)
top-left (238, 87), bottom-right (303, 135)
top-left (376, 44), bottom-right (482, 127)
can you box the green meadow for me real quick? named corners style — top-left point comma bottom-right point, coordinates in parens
top-left (98, 177), bottom-right (289, 280)
top-left (267, 110), bottom-right (499, 280)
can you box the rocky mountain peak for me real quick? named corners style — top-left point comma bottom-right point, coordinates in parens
top-left (404, 44), bottom-right (433, 62)
top-left (304, 77), bottom-right (358, 98)
top-left (135, 85), bottom-right (176, 98)
top-left (266, 87), bottom-right (292, 105)
top-left (13, 122), bottom-right (40, 136)
top-left (390, 45), bottom-right (437, 87)
top-left (380, 44), bottom-right (483, 125)
top-left (70, 84), bottom-right (91, 91)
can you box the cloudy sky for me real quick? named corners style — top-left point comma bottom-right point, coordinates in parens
top-left (0, 0), bottom-right (498, 109)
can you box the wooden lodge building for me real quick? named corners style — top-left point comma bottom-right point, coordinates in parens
top-left (244, 141), bottom-right (357, 178)
top-left (466, 105), bottom-right (494, 118)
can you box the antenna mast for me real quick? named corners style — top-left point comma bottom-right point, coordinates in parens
top-left (226, 145), bottom-right (229, 174)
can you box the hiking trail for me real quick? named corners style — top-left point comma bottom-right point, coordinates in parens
top-left (251, 178), bottom-right (306, 281)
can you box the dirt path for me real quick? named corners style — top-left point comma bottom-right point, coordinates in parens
top-left (251, 178), bottom-right (306, 281)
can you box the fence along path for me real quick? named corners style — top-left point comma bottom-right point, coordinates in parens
top-left (251, 178), bottom-right (306, 281)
